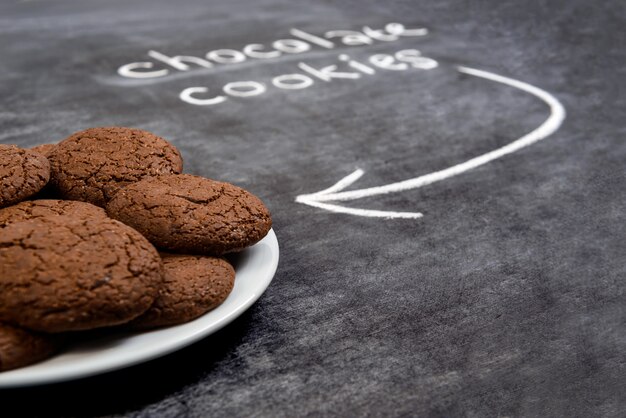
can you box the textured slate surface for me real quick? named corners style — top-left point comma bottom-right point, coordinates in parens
top-left (0, 0), bottom-right (624, 416)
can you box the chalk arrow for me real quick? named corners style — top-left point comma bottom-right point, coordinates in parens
top-left (295, 66), bottom-right (566, 219)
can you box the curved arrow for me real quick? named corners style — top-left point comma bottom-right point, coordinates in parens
top-left (295, 66), bottom-right (566, 219)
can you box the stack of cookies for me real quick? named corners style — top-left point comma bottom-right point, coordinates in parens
top-left (0, 127), bottom-right (272, 372)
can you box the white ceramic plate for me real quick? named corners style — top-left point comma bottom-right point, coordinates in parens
top-left (0, 229), bottom-right (279, 388)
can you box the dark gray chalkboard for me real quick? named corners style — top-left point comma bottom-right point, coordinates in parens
top-left (1, 0), bottom-right (624, 416)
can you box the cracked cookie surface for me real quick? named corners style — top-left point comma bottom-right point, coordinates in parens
top-left (128, 254), bottom-right (235, 329)
top-left (0, 216), bottom-right (164, 333)
top-left (0, 199), bottom-right (107, 228)
top-left (47, 127), bottom-right (183, 207)
top-left (106, 174), bottom-right (272, 255)
top-left (0, 322), bottom-right (60, 371)
top-left (0, 144), bottom-right (50, 208)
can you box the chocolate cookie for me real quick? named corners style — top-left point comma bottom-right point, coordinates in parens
top-left (128, 254), bottom-right (235, 329)
top-left (0, 216), bottom-right (164, 333)
top-left (0, 199), bottom-right (107, 228)
top-left (0, 144), bottom-right (50, 208)
top-left (106, 174), bottom-right (272, 255)
top-left (48, 127), bottom-right (183, 207)
top-left (0, 323), bottom-right (60, 372)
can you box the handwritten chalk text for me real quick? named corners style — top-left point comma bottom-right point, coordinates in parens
top-left (179, 50), bottom-right (437, 106)
top-left (116, 23), bottom-right (435, 106)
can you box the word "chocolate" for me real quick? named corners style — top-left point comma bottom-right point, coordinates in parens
top-left (118, 23), bottom-right (428, 79)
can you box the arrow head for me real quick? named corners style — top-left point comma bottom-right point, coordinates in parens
top-left (295, 169), bottom-right (424, 219)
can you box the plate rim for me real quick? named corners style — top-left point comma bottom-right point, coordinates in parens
top-left (0, 228), bottom-right (279, 388)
